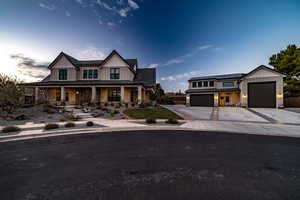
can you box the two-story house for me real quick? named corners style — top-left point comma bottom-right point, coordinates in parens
top-left (24, 50), bottom-right (156, 105)
top-left (185, 65), bottom-right (285, 108)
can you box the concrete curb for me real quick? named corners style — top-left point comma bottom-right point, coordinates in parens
top-left (0, 126), bottom-right (191, 143)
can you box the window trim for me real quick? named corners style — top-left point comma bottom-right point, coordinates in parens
top-left (110, 68), bottom-right (120, 80)
top-left (83, 69), bottom-right (98, 80)
top-left (223, 81), bottom-right (234, 87)
top-left (108, 88), bottom-right (121, 101)
top-left (59, 69), bottom-right (68, 80)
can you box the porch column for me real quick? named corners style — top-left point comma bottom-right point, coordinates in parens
top-left (120, 86), bottom-right (125, 103)
top-left (61, 87), bottom-right (65, 102)
top-left (91, 86), bottom-right (96, 103)
top-left (35, 87), bottom-right (39, 104)
top-left (138, 86), bottom-right (142, 104)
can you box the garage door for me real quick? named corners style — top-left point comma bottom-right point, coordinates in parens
top-left (248, 82), bottom-right (276, 108)
top-left (190, 94), bottom-right (214, 107)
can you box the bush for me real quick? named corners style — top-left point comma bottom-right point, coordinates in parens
top-left (63, 113), bottom-right (80, 121)
top-left (139, 103), bottom-right (146, 108)
top-left (146, 118), bottom-right (156, 124)
top-left (44, 123), bottom-right (59, 130)
top-left (165, 118), bottom-right (179, 124)
top-left (125, 103), bottom-right (128, 108)
top-left (86, 121), bottom-right (94, 126)
top-left (112, 109), bottom-right (119, 114)
top-left (104, 103), bottom-right (108, 107)
top-left (131, 103), bottom-right (135, 107)
top-left (59, 117), bottom-right (66, 122)
top-left (111, 103), bottom-right (114, 107)
top-left (64, 122), bottom-right (76, 128)
top-left (2, 126), bottom-right (21, 133)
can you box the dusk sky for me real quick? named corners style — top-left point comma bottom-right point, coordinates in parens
top-left (1, 0), bottom-right (300, 92)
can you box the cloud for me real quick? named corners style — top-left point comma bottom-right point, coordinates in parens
top-left (10, 54), bottom-right (49, 79)
top-left (160, 71), bottom-right (202, 81)
top-left (118, 7), bottom-right (131, 17)
top-left (75, 0), bottom-right (83, 4)
top-left (148, 63), bottom-right (159, 68)
top-left (65, 10), bottom-right (71, 17)
top-left (163, 44), bottom-right (214, 66)
top-left (107, 22), bottom-right (115, 26)
top-left (98, 19), bottom-right (103, 25)
top-left (39, 2), bottom-right (55, 11)
top-left (75, 46), bottom-right (106, 60)
top-left (128, 0), bottom-right (139, 10)
top-left (117, 0), bottom-right (124, 5)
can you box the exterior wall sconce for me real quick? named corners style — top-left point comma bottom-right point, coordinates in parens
top-left (214, 96), bottom-right (218, 100)
top-left (242, 94), bottom-right (247, 98)
top-left (76, 91), bottom-right (79, 95)
top-left (277, 93), bottom-right (283, 98)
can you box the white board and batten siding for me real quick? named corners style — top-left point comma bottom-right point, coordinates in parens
top-left (100, 54), bottom-right (134, 81)
top-left (50, 56), bottom-right (76, 81)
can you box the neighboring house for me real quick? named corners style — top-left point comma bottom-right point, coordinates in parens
top-left (185, 65), bottom-right (285, 108)
top-left (24, 50), bottom-right (156, 105)
top-left (165, 92), bottom-right (186, 105)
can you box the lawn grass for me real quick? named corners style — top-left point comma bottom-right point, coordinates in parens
top-left (123, 107), bottom-right (182, 119)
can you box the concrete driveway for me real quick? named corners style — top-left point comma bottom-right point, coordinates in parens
top-left (250, 108), bottom-right (300, 124)
top-left (218, 107), bottom-right (267, 122)
top-left (162, 105), bottom-right (213, 120)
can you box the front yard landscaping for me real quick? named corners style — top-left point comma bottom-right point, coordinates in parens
top-left (123, 107), bottom-right (182, 119)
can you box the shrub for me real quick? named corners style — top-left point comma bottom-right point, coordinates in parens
top-left (112, 109), bottom-right (119, 114)
top-left (131, 103), bottom-right (135, 107)
top-left (139, 103), bottom-right (146, 108)
top-left (44, 123), bottom-right (59, 130)
top-left (104, 103), bottom-right (108, 107)
top-left (165, 118), bottom-right (179, 124)
top-left (146, 118), bottom-right (156, 124)
top-left (125, 103), bottom-right (128, 108)
top-left (63, 113), bottom-right (80, 121)
top-left (64, 122), bottom-right (75, 128)
top-left (110, 112), bottom-right (115, 117)
top-left (59, 117), bottom-right (66, 122)
top-left (86, 121), bottom-right (94, 126)
top-left (2, 126), bottom-right (21, 133)
top-left (111, 103), bottom-right (114, 107)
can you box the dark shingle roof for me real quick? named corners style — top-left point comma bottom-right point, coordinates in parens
top-left (135, 68), bottom-right (156, 87)
top-left (189, 73), bottom-right (245, 81)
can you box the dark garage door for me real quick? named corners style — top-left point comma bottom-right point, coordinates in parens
top-left (248, 82), bottom-right (276, 108)
top-left (190, 94), bottom-right (214, 107)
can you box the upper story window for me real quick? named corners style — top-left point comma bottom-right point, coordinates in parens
top-left (198, 82), bottom-right (202, 87)
top-left (110, 68), bottom-right (120, 80)
top-left (223, 81), bottom-right (234, 87)
top-left (203, 81), bottom-right (208, 87)
top-left (192, 82), bottom-right (197, 88)
top-left (59, 69), bottom-right (67, 80)
top-left (83, 69), bottom-right (98, 79)
top-left (209, 81), bottom-right (214, 87)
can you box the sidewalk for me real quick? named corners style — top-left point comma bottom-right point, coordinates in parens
top-left (1, 118), bottom-right (300, 142)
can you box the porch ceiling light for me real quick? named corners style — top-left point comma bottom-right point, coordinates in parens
top-left (76, 91), bottom-right (80, 95)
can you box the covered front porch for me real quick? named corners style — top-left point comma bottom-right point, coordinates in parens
top-left (34, 85), bottom-right (151, 105)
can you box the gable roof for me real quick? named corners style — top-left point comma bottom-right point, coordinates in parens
top-left (100, 50), bottom-right (137, 73)
top-left (189, 73), bottom-right (245, 81)
top-left (242, 65), bottom-right (286, 79)
top-left (48, 50), bottom-right (138, 71)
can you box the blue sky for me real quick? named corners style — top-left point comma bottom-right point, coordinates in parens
top-left (1, 0), bottom-right (300, 92)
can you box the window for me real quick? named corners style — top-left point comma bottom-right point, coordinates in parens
top-left (192, 82), bottom-right (197, 88)
top-left (56, 88), bottom-right (61, 101)
top-left (209, 81), bottom-right (214, 87)
top-left (110, 68), bottom-right (120, 80)
top-left (203, 81), bottom-right (208, 87)
top-left (59, 69), bottom-right (67, 80)
top-left (223, 81), bottom-right (234, 87)
top-left (108, 88), bottom-right (121, 101)
top-left (83, 69), bottom-right (98, 79)
top-left (198, 82), bottom-right (202, 87)
top-left (225, 96), bottom-right (230, 103)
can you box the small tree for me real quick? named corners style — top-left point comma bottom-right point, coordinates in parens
top-left (150, 83), bottom-right (165, 104)
top-left (0, 74), bottom-right (24, 115)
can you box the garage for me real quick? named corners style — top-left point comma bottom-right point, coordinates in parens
top-left (248, 82), bottom-right (276, 108)
top-left (190, 94), bottom-right (214, 107)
